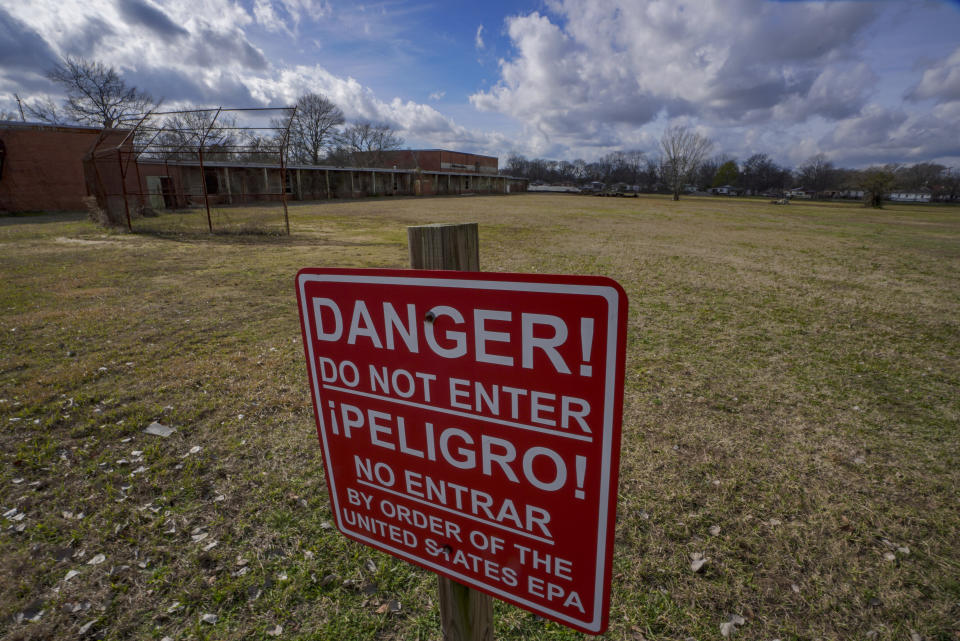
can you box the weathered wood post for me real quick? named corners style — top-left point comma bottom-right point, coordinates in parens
top-left (407, 222), bottom-right (493, 641)
top-left (408, 223), bottom-right (479, 273)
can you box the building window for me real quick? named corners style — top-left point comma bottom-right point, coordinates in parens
top-left (204, 169), bottom-right (220, 194)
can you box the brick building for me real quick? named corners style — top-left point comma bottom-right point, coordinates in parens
top-left (1, 122), bottom-right (525, 216)
top-left (0, 121), bottom-right (130, 212)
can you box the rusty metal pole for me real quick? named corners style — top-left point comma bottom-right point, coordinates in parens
top-left (164, 160), bottom-right (173, 208)
top-left (133, 151), bottom-right (146, 212)
top-left (128, 111), bottom-right (158, 213)
top-left (280, 153), bottom-right (290, 235)
top-left (198, 146), bottom-right (212, 233)
top-left (278, 105), bottom-right (295, 234)
top-left (117, 148), bottom-right (133, 231)
top-left (197, 107), bottom-right (222, 233)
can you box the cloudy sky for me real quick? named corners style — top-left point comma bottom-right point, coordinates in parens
top-left (2, 0), bottom-right (959, 167)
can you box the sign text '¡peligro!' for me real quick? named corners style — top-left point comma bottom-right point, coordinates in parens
top-left (327, 404), bottom-right (588, 502)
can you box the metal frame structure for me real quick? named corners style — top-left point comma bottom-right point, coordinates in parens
top-left (85, 106), bottom-right (296, 233)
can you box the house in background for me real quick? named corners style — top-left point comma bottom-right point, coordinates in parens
top-left (889, 188), bottom-right (932, 202)
top-left (710, 184), bottom-right (740, 196)
top-left (838, 189), bottom-right (865, 199)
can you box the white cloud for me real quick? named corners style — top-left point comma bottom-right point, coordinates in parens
top-left (4, 0), bottom-right (958, 167)
top-left (471, 0), bottom-right (884, 157)
top-left (3, 0), bottom-right (260, 79)
top-left (820, 101), bottom-right (960, 165)
top-left (253, 0), bottom-right (331, 34)
top-left (0, 0), bottom-right (509, 155)
top-left (771, 64), bottom-right (877, 123)
top-left (253, 0), bottom-right (292, 35)
top-left (240, 64), bottom-right (508, 154)
top-left (908, 46), bottom-right (960, 104)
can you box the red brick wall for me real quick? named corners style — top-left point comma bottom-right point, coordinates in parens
top-left (362, 150), bottom-right (497, 174)
top-left (439, 150), bottom-right (497, 173)
top-left (0, 124), bottom-right (130, 212)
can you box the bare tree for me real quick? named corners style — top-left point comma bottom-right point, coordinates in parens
top-left (235, 133), bottom-right (277, 163)
top-left (896, 162), bottom-right (945, 191)
top-left (660, 125), bottom-right (713, 200)
top-left (147, 110), bottom-right (239, 161)
top-left (28, 57), bottom-right (157, 128)
top-left (741, 153), bottom-right (788, 195)
top-left (796, 154), bottom-right (837, 199)
top-left (502, 153), bottom-right (529, 177)
top-left (333, 121), bottom-right (404, 167)
top-left (23, 97), bottom-right (67, 124)
top-left (937, 167), bottom-right (960, 202)
top-left (279, 93), bottom-right (345, 165)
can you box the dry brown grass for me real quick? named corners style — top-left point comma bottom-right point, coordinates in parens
top-left (1, 194), bottom-right (958, 640)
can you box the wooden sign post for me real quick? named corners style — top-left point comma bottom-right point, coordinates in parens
top-left (407, 223), bottom-right (493, 641)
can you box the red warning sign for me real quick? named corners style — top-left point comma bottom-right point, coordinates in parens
top-left (296, 268), bottom-right (627, 633)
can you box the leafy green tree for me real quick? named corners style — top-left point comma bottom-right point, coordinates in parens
top-left (712, 160), bottom-right (739, 188)
top-left (859, 166), bottom-right (896, 208)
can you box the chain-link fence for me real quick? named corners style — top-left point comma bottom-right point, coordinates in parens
top-left (84, 106), bottom-right (295, 234)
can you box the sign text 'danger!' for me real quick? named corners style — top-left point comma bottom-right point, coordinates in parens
top-left (296, 269), bottom-right (627, 634)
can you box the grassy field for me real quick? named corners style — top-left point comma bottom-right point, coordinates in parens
top-left (1, 194), bottom-right (958, 641)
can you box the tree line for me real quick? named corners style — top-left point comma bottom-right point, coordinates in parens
top-left (6, 57), bottom-right (403, 168)
top-left (505, 129), bottom-right (960, 205)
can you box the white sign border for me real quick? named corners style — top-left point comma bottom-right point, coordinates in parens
top-left (297, 272), bottom-right (622, 633)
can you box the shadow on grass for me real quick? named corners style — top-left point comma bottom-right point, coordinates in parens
top-left (0, 211), bottom-right (87, 226)
top-left (130, 226), bottom-right (387, 248)
top-left (131, 226), bottom-right (295, 245)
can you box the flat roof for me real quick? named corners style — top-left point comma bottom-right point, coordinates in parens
top-left (389, 149), bottom-right (498, 161)
top-left (0, 120), bottom-right (130, 134)
top-left (136, 157), bottom-right (525, 180)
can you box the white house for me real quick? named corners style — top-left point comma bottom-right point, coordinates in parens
top-left (838, 189), bottom-right (864, 199)
top-left (710, 184), bottom-right (739, 196)
top-left (889, 188), bottom-right (932, 202)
